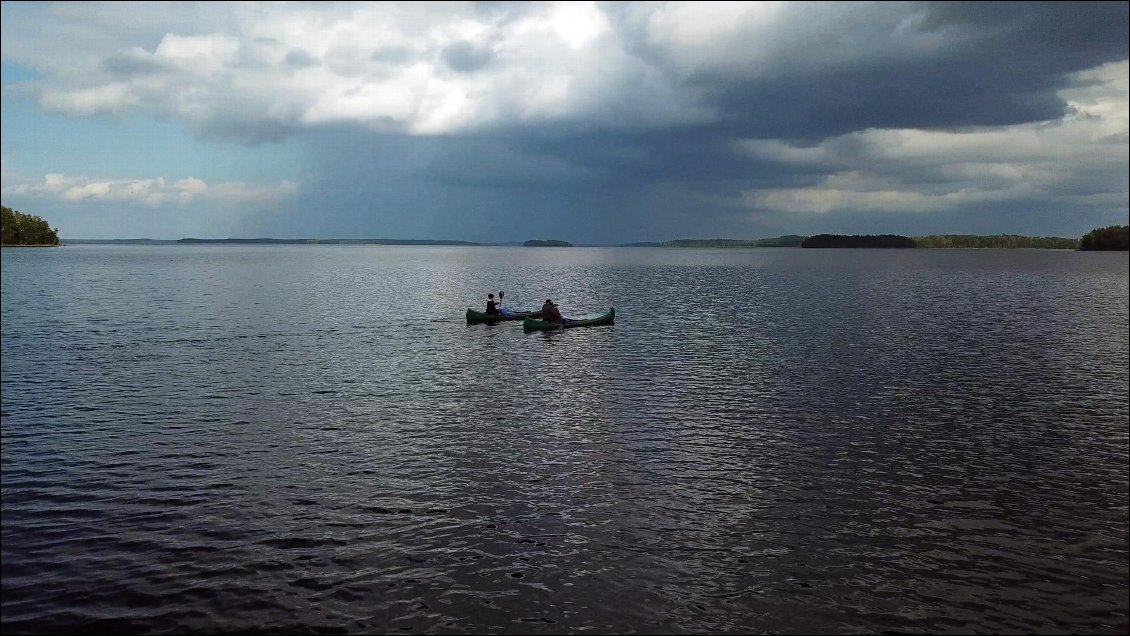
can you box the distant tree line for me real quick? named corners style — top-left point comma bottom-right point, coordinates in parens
top-left (1079, 225), bottom-right (1129, 251)
top-left (1, 205), bottom-right (60, 246)
top-left (912, 234), bottom-right (1078, 249)
top-left (523, 239), bottom-right (573, 247)
top-left (756, 235), bottom-right (807, 247)
top-left (801, 234), bottom-right (916, 248)
top-left (661, 235), bottom-right (805, 248)
top-left (662, 238), bottom-right (758, 247)
top-left (177, 238), bottom-right (478, 245)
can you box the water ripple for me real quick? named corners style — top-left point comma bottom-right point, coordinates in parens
top-left (2, 245), bottom-right (1127, 634)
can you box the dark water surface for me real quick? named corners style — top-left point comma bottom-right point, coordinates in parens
top-left (2, 245), bottom-right (1127, 634)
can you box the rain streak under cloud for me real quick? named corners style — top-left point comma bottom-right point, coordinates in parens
top-left (1, 1), bottom-right (1127, 242)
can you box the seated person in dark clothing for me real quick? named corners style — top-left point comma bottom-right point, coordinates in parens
top-left (486, 292), bottom-right (502, 315)
top-left (541, 299), bottom-right (564, 323)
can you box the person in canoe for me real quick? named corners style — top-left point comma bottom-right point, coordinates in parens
top-left (486, 291), bottom-right (504, 315)
top-left (541, 298), bottom-right (565, 323)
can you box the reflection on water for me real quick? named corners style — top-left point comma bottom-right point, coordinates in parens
top-left (2, 245), bottom-right (1127, 634)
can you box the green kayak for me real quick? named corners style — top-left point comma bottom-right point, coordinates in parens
top-left (523, 307), bottom-right (615, 331)
top-left (466, 308), bottom-right (543, 324)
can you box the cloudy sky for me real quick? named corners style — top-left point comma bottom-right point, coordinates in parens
top-left (1, 1), bottom-right (1127, 243)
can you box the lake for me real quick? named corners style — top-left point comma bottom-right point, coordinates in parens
top-left (2, 245), bottom-right (1127, 634)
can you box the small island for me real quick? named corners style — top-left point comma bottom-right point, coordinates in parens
top-left (523, 239), bottom-right (573, 247)
top-left (2, 205), bottom-right (60, 246)
top-left (1079, 225), bottom-right (1129, 251)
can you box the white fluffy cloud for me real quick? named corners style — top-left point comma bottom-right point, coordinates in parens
top-left (2, 173), bottom-right (297, 207)
top-left (4, 2), bottom-right (657, 136)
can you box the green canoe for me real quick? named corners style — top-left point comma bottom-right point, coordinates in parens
top-left (523, 307), bottom-right (615, 331)
top-left (466, 308), bottom-right (543, 324)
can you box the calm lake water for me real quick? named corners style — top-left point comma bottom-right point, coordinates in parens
top-left (2, 245), bottom-right (1127, 634)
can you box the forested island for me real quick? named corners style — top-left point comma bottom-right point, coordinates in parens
top-left (523, 239), bottom-right (573, 247)
top-left (1, 205), bottom-right (60, 246)
top-left (799, 231), bottom-right (1121, 250)
top-left (1079, 225), bottom-right (1129, 251)
top-left (660, 231), bottom-right (1119, 250)
top-left (801, 234), bottom-right (917, 248)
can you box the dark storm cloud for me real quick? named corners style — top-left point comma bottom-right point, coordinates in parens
top-left (657, 1), bottom-right (1129, 141)
top-left (329, 0), bottom-right (1125, 241)
top-left (387, 126), bottom-right (792, 216)
top-left (250, 124), bottom-right (827, 244)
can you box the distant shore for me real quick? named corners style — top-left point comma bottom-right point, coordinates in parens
top-left (58, 238), bottom-right (661, 247)
top-left (47, 229), bottom-right (1129, 251)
